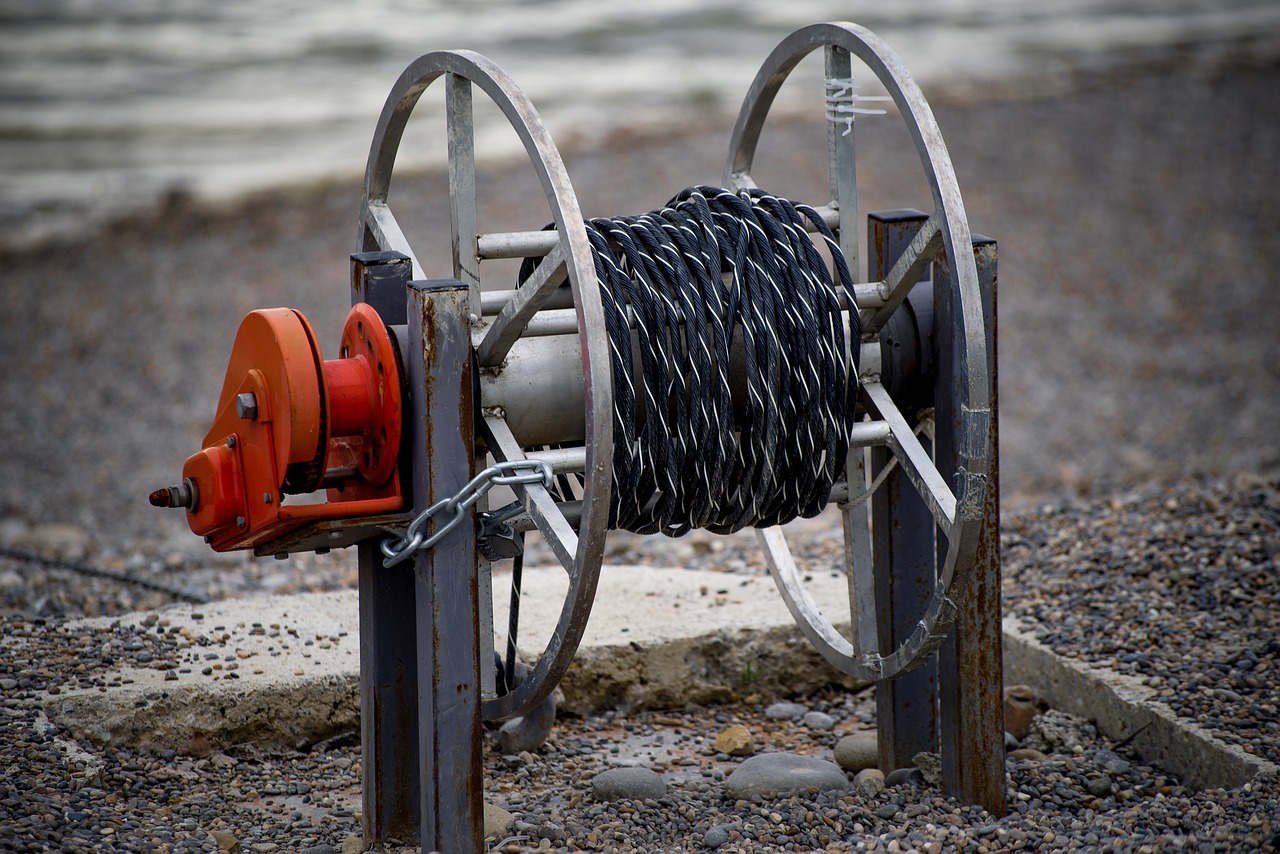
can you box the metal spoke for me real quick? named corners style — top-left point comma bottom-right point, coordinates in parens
top-left (842, 447), bottom-right (879, 659)
top-left (447, 73), bottom-right (480, 307)
top-left (862, 381), bottom-right (956, 538)
top-left (482, 414), bottom-right (579, 575)
top-left (826, 44), bottom-right (859, 285)
top-left (364, 202), bottom-right (423, 278)
top-left (863, 212), bottom-right (942, 334)
top-left (477, 242), bottom-right (568, 367)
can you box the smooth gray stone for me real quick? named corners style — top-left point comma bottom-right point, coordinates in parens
top-left (703, 826), bottom-right (730, 848)
top-left (834, 732), bottom-right (879, 772)
top-left (724, 753), bottom-right (849, 800)
top-left (802, 711), bottom-right (836, 731)
top-left (763, 702), bottom-right (808, 721)
top-left (591, 767), bottom-right (667, 801)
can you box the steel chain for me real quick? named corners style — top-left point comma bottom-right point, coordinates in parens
top-left (380, 459), bottom-right (553, 567)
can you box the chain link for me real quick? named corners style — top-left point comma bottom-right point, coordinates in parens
top-left (380, 459), bottom-right (553, 567)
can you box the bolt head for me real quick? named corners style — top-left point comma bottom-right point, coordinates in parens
top-left (235, 516), bottom-right (247, 528)
top-left (235, 392), bottom-right (259, 420)
top-left (263, 492), bottom-right (273, 504)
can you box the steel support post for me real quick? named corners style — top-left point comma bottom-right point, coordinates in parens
top-left (935, 237), bottom-right (1005, 816)
top-left (868, 210), bottom-right (939, 772)
top-left (352, 251), bottom-right (420, 846)
top-left (407, 279), bottom-right (485, 851)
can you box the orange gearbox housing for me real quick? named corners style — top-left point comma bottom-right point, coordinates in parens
top-left (177, 303), bottom-right (404, 551)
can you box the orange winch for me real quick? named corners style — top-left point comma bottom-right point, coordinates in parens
top-left (149, 303), bottom-right (405, 551)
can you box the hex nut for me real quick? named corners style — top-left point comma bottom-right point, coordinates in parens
top-left (235, 392), bottom-right (259, 420)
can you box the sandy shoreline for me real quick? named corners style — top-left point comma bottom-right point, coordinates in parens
top-left (1, 61), bottom-right (1279, 548)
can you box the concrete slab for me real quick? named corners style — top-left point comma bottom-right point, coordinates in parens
top-left (41, 565), bottom-right (861, 753)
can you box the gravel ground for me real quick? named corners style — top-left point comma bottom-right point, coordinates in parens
top-left (0, 58), bottom-right (1278, 853)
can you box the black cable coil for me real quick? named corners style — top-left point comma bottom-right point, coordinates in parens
top-left (521, 185), bottom-right (861, 537)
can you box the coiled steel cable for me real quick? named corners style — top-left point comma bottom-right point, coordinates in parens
top-left (521, 186), bottom-right (860, 537)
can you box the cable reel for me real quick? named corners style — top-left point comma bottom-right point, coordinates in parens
top-left (154, 22), bottom-right (993, 725)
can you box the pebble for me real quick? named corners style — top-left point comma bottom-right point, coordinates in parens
top-left (1086, 775), bottom-right (1114, 797)
top-left (801, 710), bottom-right (836, 731)
top-left (485, 802), bottom-right (516, 838)
top-left (1095, 749), bottom-right (1132, 774)
top-left (714, 723), bottom-right (754, 756)
top-left (834, 731), bottom-right (879, 772)
top-left (885, 767), bottom-right (925, 788)
top-left (1003, 684), bottom-right (1040, 740)
top-left (211, 829), bottom-right (240, 851)
top-left (724, 753), bottom-right (849, 800)
top-left (763, 701), bottom-right (808, 721)
top-left (703, 825), bottom-right (731, 848)
top-left (1008, 748), bottom-right (1046, 761)
top-left (854, 768), bottom-right (885, 797)
top-left (590, 766), bottom-right (667, 801)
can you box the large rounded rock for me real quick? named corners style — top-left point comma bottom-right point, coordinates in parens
top-left (724, 753), bottom-right (848, 800)
top-left (591, 767), bottom-right (667, 801)
top-left (834, 731), bottom-right (879, 772)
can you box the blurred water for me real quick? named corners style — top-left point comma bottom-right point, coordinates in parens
top-left (1, 0), bottom-right (1277, 246)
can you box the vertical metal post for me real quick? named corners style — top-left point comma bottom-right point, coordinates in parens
top-left (936, 237), bottom-right (1005, 816)
top-left (352, 251), bottom-right (420, 846)
top-left (868, 210), bottom-right (939, 772)
top-left (407, 279), bottom-right (485, 852)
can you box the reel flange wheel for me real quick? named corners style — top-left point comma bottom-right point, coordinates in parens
top-left (358, 50), bottom-right (613, 721)
top-left (725, 22), bottom-right (993, 681)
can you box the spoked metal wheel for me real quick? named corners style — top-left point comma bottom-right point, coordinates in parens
top-left (725, 22), bottom-right (993, 681)
top-left (358, 50), bottom-right (613, 720)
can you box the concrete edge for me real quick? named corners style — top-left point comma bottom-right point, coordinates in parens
top-left (1002, 615), bottom-right (1276, 790)
top-left (44, 674), bottom-right (360, 755)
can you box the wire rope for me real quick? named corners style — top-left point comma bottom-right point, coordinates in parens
top-left (519, 185), bottom-right (860, 537)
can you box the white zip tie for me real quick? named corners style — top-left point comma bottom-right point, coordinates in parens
top-left (824, 77), bottom-right (891, 136)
